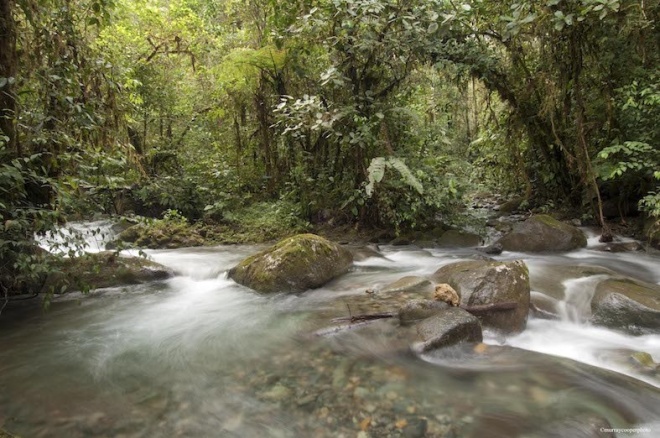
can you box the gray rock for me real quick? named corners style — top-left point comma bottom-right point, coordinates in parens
top-left (590, 278), bottom-right (660, 334)
top-left (432, 260), bottom-right (530, 334)
top-left (412, 308), bottom-right (482, 353)
top-left (496, 215), bottom-right (587, 252)
top-left (228, 234), bottom-right (353, 293)
top-left (399, 300), bottom-right (450, 326)
top-left (403, 417), bottom-right (428, 438)
top-left (479, 243), bottom-right (503, 255)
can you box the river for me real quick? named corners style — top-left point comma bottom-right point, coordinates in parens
top-left (1, 222), bottom-right (658, 437)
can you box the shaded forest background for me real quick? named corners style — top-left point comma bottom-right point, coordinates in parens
top-left (1, 0), bottom-right (659, 296)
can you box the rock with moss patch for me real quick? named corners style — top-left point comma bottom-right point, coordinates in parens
top-left (432, 260), bottom-right (530, 334)
top-left (47, 252), bottom-right (174, 293)
top-left (496, 214), bottom-right (587, 252)
top-left (228, 234), bottom-right (353, 293)
top-left (590, 278), bottom-right (660, 334)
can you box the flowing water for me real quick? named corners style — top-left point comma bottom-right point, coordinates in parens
top-left (1, 224), bottom-right (659, 437)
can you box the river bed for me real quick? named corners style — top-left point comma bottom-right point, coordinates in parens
top-left (1, 224), bottom-right (659, 437)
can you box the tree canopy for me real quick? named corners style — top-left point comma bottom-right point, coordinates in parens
top-left (1, 0), bottom-right (658, 296)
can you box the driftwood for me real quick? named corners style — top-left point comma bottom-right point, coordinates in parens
top-left (329, 302), bottom-right (517, 325)
top-left (331, 312), bottom-right (396, 324)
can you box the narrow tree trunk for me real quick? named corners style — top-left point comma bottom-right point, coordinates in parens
top-left (0, 0), bottom-right (17, 156)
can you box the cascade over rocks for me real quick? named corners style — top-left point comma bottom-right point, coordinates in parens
top-left (228, 234), bottom-right (353, 293)
top-left (496, 214), bottom-right (587, 252)
top-left (432, 260), bottom-right (530, 334)
top-left (590, 278), bottom-right (660, 335)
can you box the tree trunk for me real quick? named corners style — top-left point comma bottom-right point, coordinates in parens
top-left (0, 0), bottom-right (17, 156)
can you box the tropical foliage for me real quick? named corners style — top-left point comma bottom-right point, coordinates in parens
top-left (1, 0), bottom-right (658, 297)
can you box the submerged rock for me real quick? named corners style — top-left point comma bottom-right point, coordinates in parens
top-left (432, 260), bottom-right (530, 334)
top-left (411, 307), bottom-right (482, 353)
top-left (590, 278), bottom-right (660, 334)
top-left (496, 214), bottom-right (587, 252)
top-left (228, 234), bottom-right (353, 293)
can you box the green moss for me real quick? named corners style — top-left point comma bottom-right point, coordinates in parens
top-left (229, 234), bottom-right (353, 293)
top-left (532, 214), bottom-right (563, 228)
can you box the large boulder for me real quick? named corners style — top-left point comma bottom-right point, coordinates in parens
top-left (496, 214), bottom-right (587, 252)
top-left (590, 278), bottom-right (660, 334)
top-left (432, 260), bottom-right (530, 334)
top-left (411, 307), bottom-right (482, 353)
top-left (228, 234), bottom-right (353, 293)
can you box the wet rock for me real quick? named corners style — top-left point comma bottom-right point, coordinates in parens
top-left (478, 243), bottom-right (503, 255)
top-left (437, 230), bottom-right (482, 248)
top-left (380, 276), bottom-right (433, 295)
top-left (399, 300), bottom-right (450, 326)
top-left (46, 252), bottom-right (175, 293)
top-left (228, 234), bottom-right (353, 293)
top-left (411, 308), bottom-right (483, 353)
top-left (432, 260), bottom-right (530, 334)
top-left (530, 292), bottom-right (560, 320)
top-left (403, 417), bottom-right (428, 438)
top-left (590, 278), bottom-right (660, 334)
top-left (530, 265), bottom-right (617, 300)
top-left (496, 215), bottom-right (587, 252)
top-left (434, 284), bottom-right (459, 306)
top-left (350, 244), bottom-right (384, 261)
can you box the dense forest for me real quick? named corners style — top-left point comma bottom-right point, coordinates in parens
top-left (1, 0), bottom-right (659, 298)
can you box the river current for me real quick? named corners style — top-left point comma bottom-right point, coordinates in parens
top-left (1, 222), bottom-right (659, 437)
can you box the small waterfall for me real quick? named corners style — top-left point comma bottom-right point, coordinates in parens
top-left (556, 275), bottom-right (609, 323)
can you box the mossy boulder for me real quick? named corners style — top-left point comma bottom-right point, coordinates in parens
top-left (432, 260), bottom-right (530, 334)
top-left (47, 252), bottom-right (175, 293)
top-left (496, 214), bottom-right (587, 252)
top-left (228, 234), bottom-right (353, 293)
top-left (590, 278), bottom-right (660, 335)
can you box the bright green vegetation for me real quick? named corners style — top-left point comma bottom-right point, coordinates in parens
top-left (1, 0), bottom-right (658, 298)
